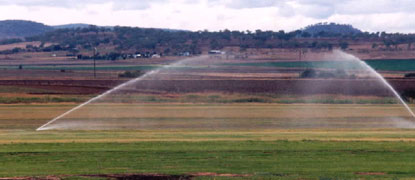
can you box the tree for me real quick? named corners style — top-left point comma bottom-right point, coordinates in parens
top-left (339, 41), bottom-right (349, 50)
top-left (210, 39), bottom-right (223, 49)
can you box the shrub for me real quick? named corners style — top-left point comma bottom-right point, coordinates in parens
top-left (300, 69), bottom-right (349, 79)
top-left (404, 73), bottom-right (415, 78)
top-left (299, 69), bottom-right (317, 78)
top-left (118, 70), bottom-right (144, 78)
top-left (232, 98), bottom-right (270, 103)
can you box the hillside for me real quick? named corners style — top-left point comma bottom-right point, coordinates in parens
top-left (302, 22), bottom-right (362, 37)
top-left (0, 20), bottom-right (106, 40)
top-left (25, 24), bottom-right (400, 57)
top-left (2, 20), bottom-right (415, 61)
top-left (0, 20), bottom-right (54, 39)
top-left (53, 23), bottom-right (93, 29)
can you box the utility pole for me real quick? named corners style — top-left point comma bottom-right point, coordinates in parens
top-left (93, 47), bottom-right (97, 79)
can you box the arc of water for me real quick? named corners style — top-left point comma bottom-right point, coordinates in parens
top-left (335, 50), bottom-right (415, 119)
top-left (36, 56), bottom-right (206, 131)
top-left (36, 69), bottom-right (159, 131)
top-left (37, 51), bottom-right (415, 131)
top-left (358, 61), bottom-right (415, 118)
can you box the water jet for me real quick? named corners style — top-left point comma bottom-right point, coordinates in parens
top-left (36, 51), bottom-right (415, 131)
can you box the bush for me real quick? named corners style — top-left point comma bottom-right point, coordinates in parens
top-left (232, 98), bottom-right (270, 103)
top-left (300, 69), bottom-right (349, 79)
top-left (401, 90), bottom-right (415, 102)
top-left (299, 69), bottom-right (317, 78)
top-left (118, 70), bottom-right (145, 78)
top-left (404, 73), bottom-right (415, 78)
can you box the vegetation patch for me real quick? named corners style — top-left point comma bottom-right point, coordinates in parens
top-left (0, 96), bottom-right (85, 104)
top-left (1, 141), bottom-right (415, 179)
top-left (118, 70), bottom-right (145, 78)
top-left (226, 59), bottom-right (415, 71)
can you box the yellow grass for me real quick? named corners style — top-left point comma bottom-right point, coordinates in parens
top-left (61, 103), bottom-right (412, 119)
top-left (2, 129), bottom-right (415, 144)
top-left (0, 103), bottom-right (414, 144)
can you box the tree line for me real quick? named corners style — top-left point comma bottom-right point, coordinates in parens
top-left (4, 23), bottom-right (415, 56)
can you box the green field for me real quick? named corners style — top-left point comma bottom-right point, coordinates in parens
top-left (1, 103), bottom-right (415, 179)
top-left (228, 59), bottom-right (415, 71)
top-left (3, 139), bottom-right (415, 179)
top-left (5, 59), bottom-right (415, 72)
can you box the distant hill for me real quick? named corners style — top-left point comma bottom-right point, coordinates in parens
top-left (53, 23), bottom-right (93, 29)
top-left (0, 19), bottom-right (188, 41)
top-left (302, 22), bottom-right (362, 37)
top-left (0, 20), bottom-right (54, 39)
top-left (0, 20), bottom-right (110, 40)
top-left (53, 24), bottom-right (187, 32)
top-left (4, 19), bottom-right (415, 58)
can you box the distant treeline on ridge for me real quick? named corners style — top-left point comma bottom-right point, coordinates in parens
top-left (2, 21), bottom-right (415, 57)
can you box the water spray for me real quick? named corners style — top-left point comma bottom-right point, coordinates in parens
top-left (333, 50), bottom-right (415, 119)
top-left (36, 56), bottom-right (207, 131)
top-left (36, 51), bottom-right (415, 131)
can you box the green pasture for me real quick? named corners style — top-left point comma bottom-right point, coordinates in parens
top-left (4, 59), bottom-right (415, 72)
top-left (1, 103), bottom-right (415, 179)
top-left (2, 138), bottom-right (415, 179)
top-left (228, 59), bottom-right (415, 71)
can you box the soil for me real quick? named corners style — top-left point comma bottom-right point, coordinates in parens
top-left (0, 173), bottom-right (252, 180)
top-left (355, 172), bottom-right (386, 175)
top-left (2, 78), bottom-right (415, 96)
top-left (188, 172), bottom-right (251, 177)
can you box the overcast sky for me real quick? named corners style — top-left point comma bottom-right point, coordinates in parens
top-left (0, 0), bottom-right (414, 33)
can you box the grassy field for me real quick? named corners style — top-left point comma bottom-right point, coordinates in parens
top-left (2, 129), bottom-right (415, 179)
top-left (3, 140), bottom-right (415, 179)
top-left (104, 93), bottom-right (401, 104)
top-left (1, 103), bottom-right (413, 130)
top-left (1, 103), bottom-right (415, 179)
top-left (4, 59), bottom-right (415, 72)
top-left (228, 59), bottom-right (415, 71)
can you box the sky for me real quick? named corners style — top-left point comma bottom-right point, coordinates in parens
top-left (0, 0), bottom-right (414, 33)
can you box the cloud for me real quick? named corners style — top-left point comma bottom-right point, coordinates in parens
top-left (224, 0), bottom-right (277, 9)
top-left (336, 0), bottom-right (415, 15)
top-left (285, 2), bottom-right (334, 19)
top-left (0, 0), bottom-right (415, 33)
top-left (205, 0), bottom-right (336, 18)
top-left (278, 0), bottom-right (415, 18)
top-left (0, 0), bottom-right (167, 10)
top-left (0, 0), bottom-right (93, 7)
top-left (273, 0), bottom-right (335, 19)
top-left (206, 0), bottom-right (277, 9)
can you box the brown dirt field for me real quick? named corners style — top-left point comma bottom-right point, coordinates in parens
top-left (0, 172), bottom-right (251, 180)
top-left (83, 173), bottom-right (194, 180)
top-left (188, 172), bottom-right (251, 177)
top-left (0, 70), bottom-right (120, 80)
top-left (123, 79), bottom-right (415, 96)
top-left (1, 78), bottom-right (415, 96)
top-left (0, 52), bottom-right (180, 65)
top-left (355, 172), bottom-right (386, 175)
top-left (0, 41), bottom-right (42, 51)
